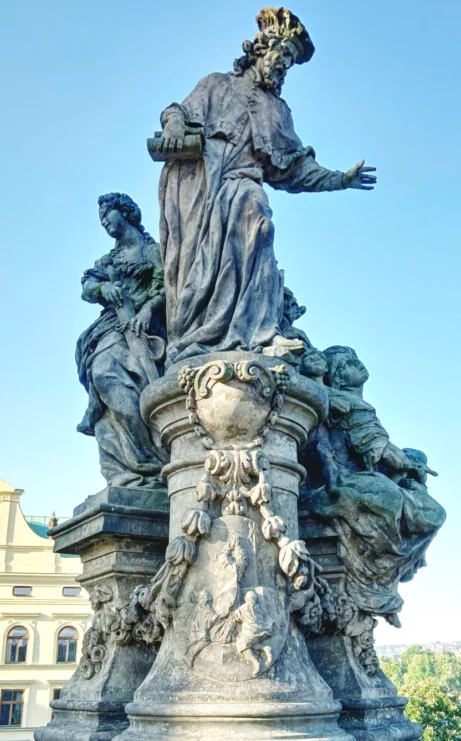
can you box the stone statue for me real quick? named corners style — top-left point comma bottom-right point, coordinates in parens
top-left (37, 10), bottom-right (445, 741)
top-left (76, 193), bottom-right (167, 488)
top-left (279, 284), bottom-right (311, 346)
top-left (300, 345), bottom-right (446, 624)
top-left (48, 512), bottom-right (58, 532)
top-left (155, 7), bottom-right (377, 365)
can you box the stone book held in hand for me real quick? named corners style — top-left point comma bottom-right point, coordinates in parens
top-left (147, 132), bottom-right (203, 162)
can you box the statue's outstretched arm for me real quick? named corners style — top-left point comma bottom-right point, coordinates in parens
top-left (266, 152), bottom-right (377, 194)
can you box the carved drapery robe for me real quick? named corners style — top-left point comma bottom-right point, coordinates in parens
top-left (159, 70), bottom-right (344, 364)
top-left (76, 239), bottom-right (165, 487)
top-left (302, 390), bottom-right (446, 615)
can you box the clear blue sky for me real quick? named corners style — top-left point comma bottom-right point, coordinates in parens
top-left (1, 1), bottom-right (460, 646)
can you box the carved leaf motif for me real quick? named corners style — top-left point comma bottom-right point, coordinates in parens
top-left (165, 536), bottom-right (197, 566)
top-left (196, 472), bottom-right (217, 503)
top-left (89, 645), bottom-right (106, 665)
top-left (181, 509), bottom-right (212, 537)
top-left (80, 657), bottom-right (95, 680)
top-left (279, 539), bottom-right (311, 577)
top-left (262, 515), bottom-right (286, 541)
top-left (89, 584), bottom-right (113, 611)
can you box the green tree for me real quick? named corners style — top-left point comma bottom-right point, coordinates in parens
top-left (380, 657), bottom-right (405, 689)
top-left (403, 679), bottom-right (461, 741)
top-left (405, 651), bottom-right (436, 684)
top-left (434, 651), bottom-right (461, 692)
top-left (401, 645), bottom-right (425, 672)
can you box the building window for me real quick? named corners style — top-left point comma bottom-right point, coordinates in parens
top-left (51, 688), bottom-right (62, 720)
top-left (56, 627), bottom-right (78, 663)
top-left (62, 587), bottom-right (81, 597)
top-left (12, 586), bottom-right (32, 597)
top-left (5, 626), bottom-right (29, 664)
top-left (0, 690), bottom-right (24, 726)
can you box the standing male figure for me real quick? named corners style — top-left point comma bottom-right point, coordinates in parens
top-left (156, 7), bottom-right (377, 364)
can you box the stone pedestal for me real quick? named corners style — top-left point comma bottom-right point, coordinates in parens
top-left (300, 519), bottom-right (423, 741)
top-left (114, 353), bottom-right (355, 741)
top-left (35, 486), bottom-right (169, 741)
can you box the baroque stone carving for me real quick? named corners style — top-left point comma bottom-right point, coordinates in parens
top-left (299, 346), bottom-right (446, 672)
top-left (154, 7), bottom-right (377, 366)
top-left (78, 582), bottom-right (161, 681)
top-left (35, 7), bottom-right (446, 741)
top-left (76, 193), bottom-right (167, 488)
top-left (174, 359), bottom-right (329, 680)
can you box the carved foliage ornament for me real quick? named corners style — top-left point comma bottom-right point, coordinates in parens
top-left (178, 359), bottom-right (330, 639)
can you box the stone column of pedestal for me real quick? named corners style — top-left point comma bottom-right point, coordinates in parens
top-left (114, 352), bottom-right (355, 741)
top-left (299, 519), bottom-right (423, 741)
top-left (35, 486), bottom-right (169, 741)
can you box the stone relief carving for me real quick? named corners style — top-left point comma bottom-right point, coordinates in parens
top-left (175, 359), bottom-right (331, 679)
top-left (78, 524), bottom-right (205, 680)
top-left (76, 193), bottom-right (167, 488)
top-left (185, 538), bottom-right (248, 667)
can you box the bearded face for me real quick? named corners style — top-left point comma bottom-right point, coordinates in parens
top-left (256, 38), bottom-right (297, 94)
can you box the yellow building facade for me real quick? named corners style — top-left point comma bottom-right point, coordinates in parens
top-left (0, 479), bottom-right (92, 741)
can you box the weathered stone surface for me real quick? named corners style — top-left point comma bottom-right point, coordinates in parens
top-left (300, 520), bottom-right (424, 740)
top-left (108, 354), bottom-right (354, 740)
top-left (156, 9), bottom-right (376, 366)
top-left (37, 8), bottom-right (446, 741)
top-left (296, 345), bottom-right (446, 740)
top-left (76, 193), bottom-right (167, 488)
top-left (35, 487), bottom-right (169, 741)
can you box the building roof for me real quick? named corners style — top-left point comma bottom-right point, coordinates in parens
top-left (0, 478), bottom-right (16, 493)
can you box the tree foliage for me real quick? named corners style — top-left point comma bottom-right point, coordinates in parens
top-left (380, 647), bottom-right (461, 741)
top-left (404, 679), bottom-right (461, 741)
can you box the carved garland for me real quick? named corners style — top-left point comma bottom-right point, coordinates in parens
top-left (178, 359), bottom-right (329, 632)
top-left (295, 588), bottom-right (380, 677)
top-left (79, 360), bottom-right (377, 680)
top-left (78, 511), bottom-right (211, 679)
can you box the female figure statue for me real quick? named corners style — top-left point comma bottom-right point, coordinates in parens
top-left (76, 193), bottom-right (166, 488)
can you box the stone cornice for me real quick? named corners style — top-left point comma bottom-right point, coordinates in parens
top-left (0, 573), bottom-right (81, 584)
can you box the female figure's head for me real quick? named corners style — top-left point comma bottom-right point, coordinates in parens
top-left (323, 346), bottom-right (369, 390)
top-left (98, 193), bottom-right (144, 240)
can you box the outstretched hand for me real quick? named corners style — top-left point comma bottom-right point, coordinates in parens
top-left (343, 159), bottom-right (377, 191)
